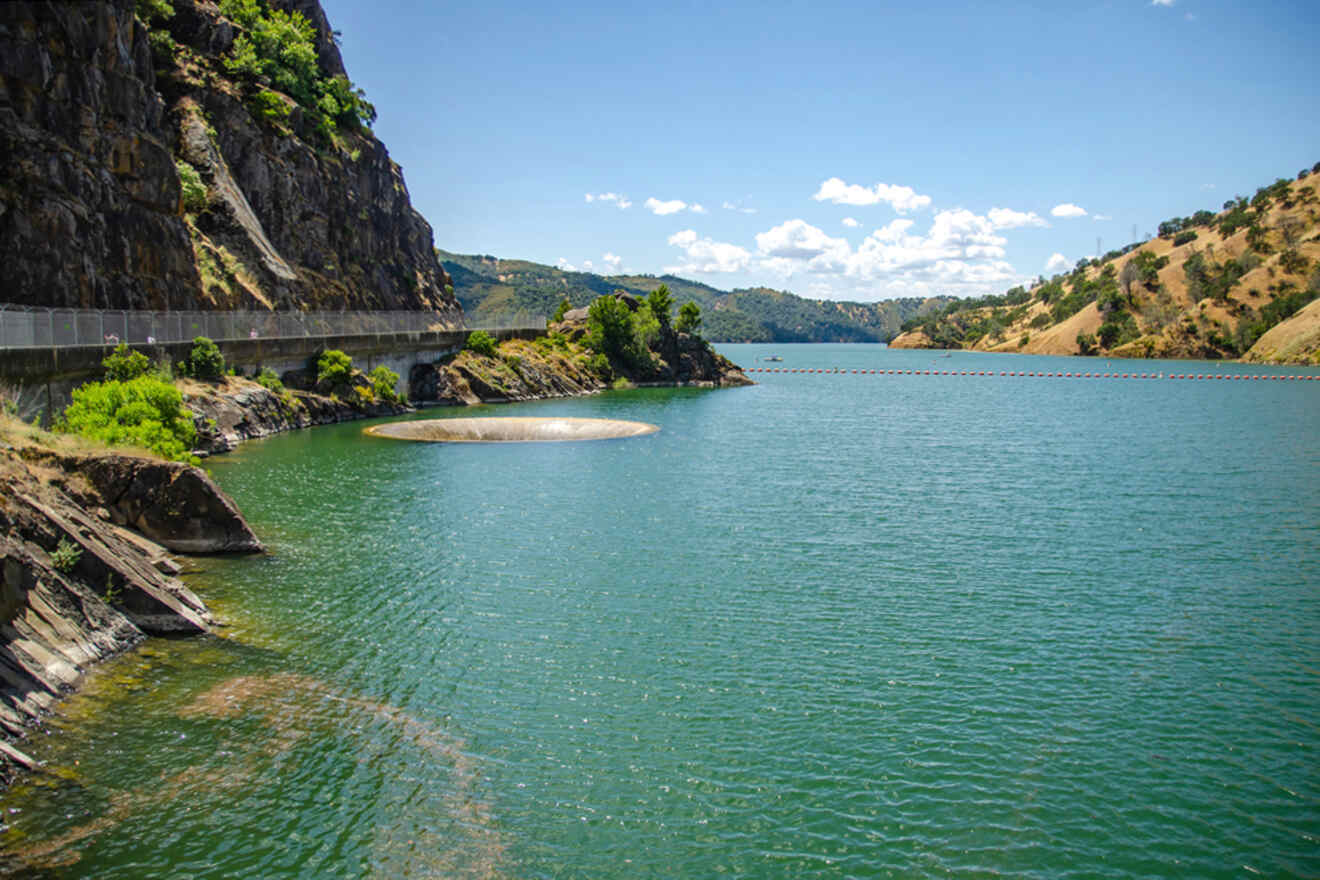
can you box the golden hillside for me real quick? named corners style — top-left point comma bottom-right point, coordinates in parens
top-left (890, 168), bottom-right (1320, 364)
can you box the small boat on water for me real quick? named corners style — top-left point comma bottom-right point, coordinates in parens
top-left (761, 355), bottom-right (783, 362)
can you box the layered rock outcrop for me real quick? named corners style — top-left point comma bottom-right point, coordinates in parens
top-left (0, 0), bottom-right (460, 317)
top-left (0, 445), bottom-right (262, 780)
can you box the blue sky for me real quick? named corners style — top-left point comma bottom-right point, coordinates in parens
top-left (320, 0), bottom-right (1318, 302)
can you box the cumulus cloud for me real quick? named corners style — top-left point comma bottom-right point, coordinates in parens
top-left (842, 217), bottom-right (860, 228)
top-left (988, 207), bottom-right (1049, 229)
top-left (722, 201), bottom-right (757, 214)
top-left (812, 177), bottom-right (933, 213)
top-left (665, 229), bottom-right (751, 274)
top-left (602, 252), bottom-right (622, 272)
top-left (734, 208), bottom-right (1025, 300)
top-left (645, 198), bottom-right (690, 216)
top-left (1051, 203), bottom-right (1088, 219)
top-left (556, 257), bottom-right (577, 271)
top-left (1045, 253), bottom-right (1070, 273)
top-left (755, 220), bottom-right (851, 274)
top-left (585, 192), bottom-right (632, 209)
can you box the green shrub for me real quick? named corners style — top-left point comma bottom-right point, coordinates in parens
top-left (1075, 332), bottom-right (1097, 356)
top-left (180, 336), bottom-right (225, 380)
top-left (176, 160), bottom-right (207, 214)
top-left (248, 89), bottom-right (291, 125)
top-left (1172, 230), bottom-right (1198, 247)
top-left (1097, 312), bottom-right (1140, 349)
top-left (552, 297), bottom-right (572, 323)
top-left (586, 352), bottom-right (611, 379)
top-left (50, 538), bottom-right (82, 573)
top-left (148, 28), bottom-right (177, 66)
top-left (316, 349), bottom-right (353, 387)
top-left (58, 376), bottom-right (198, 463)
top-left (103, 344), bottom-right (151, 382)
top-left (255, 366), bottom-right (285, 393)
top-left (135, 0), bottom-right (174, 22)
top-left (464, 330), bottom-right (498, 357)
top-left (368, 365), bottom-right (400, 402)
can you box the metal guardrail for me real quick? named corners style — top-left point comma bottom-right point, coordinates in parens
top-left (0, 304), bottom-right (545, 349)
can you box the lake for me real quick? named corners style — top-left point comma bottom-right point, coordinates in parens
top-left (4, 344), bottom-right (1318, 878)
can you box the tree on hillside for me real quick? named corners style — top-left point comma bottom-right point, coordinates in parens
top-left (647, 284), bottom-right (674, 329)
top-left (1119, 260), bottom-right (1140, 305)
top-left (676, 301), bottom-right (702, 335)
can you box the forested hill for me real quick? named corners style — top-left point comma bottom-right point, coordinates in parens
top-left (889, 163), bottom-right (1320, 364)
top-left (439, 251), bottom-right (952, 343)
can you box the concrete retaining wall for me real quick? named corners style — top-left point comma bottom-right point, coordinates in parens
top-left (1, 328), bottom-right (543, 423)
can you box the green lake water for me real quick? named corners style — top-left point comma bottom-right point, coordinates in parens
top-left (4, 344), bottom-right (1319, 878)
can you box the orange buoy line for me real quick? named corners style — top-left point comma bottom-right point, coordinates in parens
top-left (740, 367), bottom-right (1318, 381)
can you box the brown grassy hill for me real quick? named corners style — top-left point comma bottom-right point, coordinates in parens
top-left (890, 168), bottom-right (1320, 364)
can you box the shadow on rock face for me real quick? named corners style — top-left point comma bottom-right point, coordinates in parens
top-left (365, 417), bottom-right (660, 443)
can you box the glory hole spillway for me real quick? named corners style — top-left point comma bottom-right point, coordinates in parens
top-left (365, 417), bottom-right (660, 443)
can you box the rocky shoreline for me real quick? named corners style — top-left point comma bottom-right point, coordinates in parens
top-left (0, 444), bottom-right (262, 784)
top-left (0, 337), bottom-right (749, 785)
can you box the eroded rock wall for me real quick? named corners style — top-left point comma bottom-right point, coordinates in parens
top-left (0, 0), bottom-right (460, 318)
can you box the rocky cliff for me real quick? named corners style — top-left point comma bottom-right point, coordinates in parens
top-left (0, 0), bottom-right (459, 317)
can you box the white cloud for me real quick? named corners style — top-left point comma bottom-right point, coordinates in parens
top-left (736, 208), bottom-right (1025, 299)
top-left (646, 197), bottom-right (689, 216)
top-left (556, 257), bottom-right (577, 271)
top-left (602, 252), bottom-right (622, 272)
top-left (1045, 253), bottom-right (1070, 273)
top-left (812, 177), bottom-right (933, 213)
top-left (665, 229), bottom-right (751, 274)
top-left (1151, 0), bottom-right (1174, 6)
top-left (755, 220), bottom-right (851, 274)
top-left (585, 192), bottom-right (632, 209)
top-left (722, 200), bottom-right (757, 214)
top-left (1092, 214), bottom-right (1113, 221)
top-left (842, 217), bottom-right (860, 228)
top-left (691, 203), bottom-right (708, 214)
top-left (1051, 203), bottom-right (1088, 219)
top-left (988, 207), bottom-right (1049, 229)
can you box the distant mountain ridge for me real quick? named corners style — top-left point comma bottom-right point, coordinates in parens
top-left (439, 251), bottom-right (951, 344)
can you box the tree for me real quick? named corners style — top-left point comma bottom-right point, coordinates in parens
top-left (1119, 260), bottom-right (1140, 305)
top-left (676, 301), bottom-right (702, 335)
top-left (585, 296), bottom-right (635, 362)
top-left (552, 297), bottom-right (572, 323)
top-left (646, 284), bottom-right (674, 329)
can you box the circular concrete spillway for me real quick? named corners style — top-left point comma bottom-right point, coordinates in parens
top-left (366, 417), bottom-right (660, 444)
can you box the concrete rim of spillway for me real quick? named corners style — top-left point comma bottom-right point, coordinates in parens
top-left (365, 416), bottom-right (660, 444)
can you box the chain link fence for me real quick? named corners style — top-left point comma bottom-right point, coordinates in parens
top-left (0, 304), bottom-right (545, 349)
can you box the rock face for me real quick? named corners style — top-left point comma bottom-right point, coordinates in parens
top-left (408, 320), bottom-right (751, 408)
top-left (183, 377), bottom-right (412, 455)
top-left (0, 445), bottom-right (261, 779)
top-left (74, 453), bottom-right (263, 553)
top-left (0, 0), bottom-right (460, 317)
